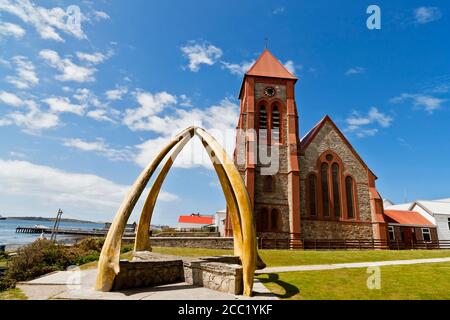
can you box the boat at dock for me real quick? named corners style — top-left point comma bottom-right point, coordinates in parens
top-left (0, 215), bottom-right (6, 221)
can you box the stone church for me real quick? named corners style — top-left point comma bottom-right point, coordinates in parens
top-left (225, 49), bottom-right (388, 242)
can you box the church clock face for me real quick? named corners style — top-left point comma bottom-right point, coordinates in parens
top-left (264, 86), bottom-right (276, 97)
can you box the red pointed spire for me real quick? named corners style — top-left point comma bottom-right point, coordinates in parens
top-left (246, 49), bottom-right (297, 80)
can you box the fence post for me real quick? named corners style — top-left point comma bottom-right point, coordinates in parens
top-left (396, 240), bottom-right (400, 250)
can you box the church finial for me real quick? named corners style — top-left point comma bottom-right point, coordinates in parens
top-left (264, 37), bottom-right (269, 50)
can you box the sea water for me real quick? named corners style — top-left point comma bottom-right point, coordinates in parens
top-left (0, 218), bottom-right (104, 250)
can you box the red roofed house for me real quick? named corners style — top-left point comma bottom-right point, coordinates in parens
top-left (384, 210), bottom-right (438, 247)
top-left (177, 213), bottom-right (214, 231)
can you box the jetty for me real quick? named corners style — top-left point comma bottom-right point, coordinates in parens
top-left (15, 227), bottom-right (135, 237)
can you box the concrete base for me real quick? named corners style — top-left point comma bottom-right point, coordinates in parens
top-left (17, 268), bottom-right (276, 300)
top-left (184, 256), bottom-right (243, 295)
top-left (112, 252), bottom-right (246, 295)
top-left (113, 252), bottom-right (184, 290)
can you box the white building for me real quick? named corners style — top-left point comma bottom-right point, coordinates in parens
top-left (386, 198), bottom-right (450, 241)
top-left (215, 209), bottom-right (226, 237)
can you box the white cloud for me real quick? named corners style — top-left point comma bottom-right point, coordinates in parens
top-left (73, 88), bottom-right (101, 108)
top-left (129, 94), bottom-right (239, 169)
top-left (283, 60), bottom-right (300, 75)
top-left (92, 10), bottom-right (110, 21)
top-left (40, 49), bottom-right (96, 82)
top-left (0, 158), bottom-right (178, 220)
top-left (0, 100), bottom-right (60, 132)
top-left (105, 87), bottom-right (128, 101)
top-left (76, 52), bottom-right (105, 64)
top-left (63, 138), bottom-right (132, 162)
top-left (179, 94), bottom-right (193, 107)
top-left (181, 40), bottom-right (223, 72)
top-left (6, 56), bottom-right (39, 89)
top-left (345, 107), bottom-right (393, 138)
top-left (272, 7), bottom-right (285, 15)
top-left (123, 91), bottom-right (178, 131)
top-left (221, 60), bottom-right (255, 76)
top-left (221, 59), bottom-right (298, 76)
top-left (87, 109), bottom-right (116, 123)
top-left (0, 0), bottom-right (87, 42)
top-left (345, 67), bottom-right (365, 76)
top-left (0, 91), bottom-right (24, 107)
top-left (43, 96), bottom-right (86, 116)
top-left (414, 7), bottom-right (442, 24)
top-left (0, 21), bottom-right (25, 38)
top-left (390, 93), bottom-right (446, 114)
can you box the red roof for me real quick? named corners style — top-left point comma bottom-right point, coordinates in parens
top-left (246, 49), bottom-right (297, 80)
top-left (178, 215), bottom-right (214, 225)
top-left (384, 210), bottom-right (434, 227)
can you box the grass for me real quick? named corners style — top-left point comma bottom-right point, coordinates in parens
top-left (150, 247), bottom-right (450, 267)
top-left (0, 288), bottom-right (27, 300)
top-left (257, 262), bottom-right (450, 300)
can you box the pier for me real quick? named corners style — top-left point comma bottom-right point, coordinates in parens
top-left (15, 227), bottom-right (135, 237)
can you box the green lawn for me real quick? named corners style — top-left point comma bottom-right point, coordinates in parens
top-left (257, 262), bottom-right (450, 300)
top-left (150, 247), bottom-right (450, 267)
top-left (0, 288), bottom-right (27, 300)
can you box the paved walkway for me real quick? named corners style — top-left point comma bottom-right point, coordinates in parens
top-left (17, 268), bottom-right (277, 300)
top-left (255, 257), bottom-right (450, 274)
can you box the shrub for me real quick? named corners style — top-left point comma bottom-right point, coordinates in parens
top-left (6, 240), bottom-right (71, 283)
top-left (75, 237), bottom-right (105, 252)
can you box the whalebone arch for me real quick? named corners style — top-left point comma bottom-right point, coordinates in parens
top-left (95, 126), bottom-right (260, 296)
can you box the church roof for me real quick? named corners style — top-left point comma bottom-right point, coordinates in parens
top-left (246, 49), bottom-right (297, 80)
top-left (239, 49), bottom-right (297, 98)
top-left (300, 115), bottom-right (377, 179)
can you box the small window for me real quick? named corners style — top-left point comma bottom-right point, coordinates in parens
top-left (263, 176), bottom-right (275, 193)
top-left (259, 105), bottom-right (268, 142)
top-left (332, 163), bottom-right (341, 218)
top-left (422, 228), bottom-right (431, 243)
top-left (345, 176), bottom-right (355, 219)
top-left (271, 105), bottom-right (280, 142)
top-left (388, 226), bottom-right (395, 241)
top-left (321, 163), bottom-right (330, 217)
top-left (270, 209), bottom-right (280, 232)
top-left (308, 174), bottom-right (317, 216)
top-left (259, 208), bottom-right (269, 232)
top-left (448, 218), bottom-right (450, 231)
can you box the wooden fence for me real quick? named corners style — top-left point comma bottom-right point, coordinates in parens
top-left (257, 234), bottom-right (450, 250)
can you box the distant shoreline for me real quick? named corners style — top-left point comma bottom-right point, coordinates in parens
top-left (4, 217), bottom-right (103, 224)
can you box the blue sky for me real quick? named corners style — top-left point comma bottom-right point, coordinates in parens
top-left (0, 0), bottom-right (449, 224)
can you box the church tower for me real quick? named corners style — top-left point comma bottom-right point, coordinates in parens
top-left (229, 50), bottom-right (302, 241)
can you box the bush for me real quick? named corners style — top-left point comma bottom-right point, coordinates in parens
top-left (75, 237), bottom-right (105, 252)
top-left (0, 237), bottom-right (133, 292)
top-left (6, 240), bottom-right (71, 283)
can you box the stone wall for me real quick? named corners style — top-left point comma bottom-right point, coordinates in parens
top-left (300, 220), bottom-right (374, 240)
top-left (184, 256), bottom-right (243, 295)
top-left (113, 258), bottom-right (184, 291)
top-left (142, 237), bottom-right (234, 249)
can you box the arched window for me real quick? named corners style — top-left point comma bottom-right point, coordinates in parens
top-left (320, 162), bottom-right (330, 217)
top-left (258, 105), bottom-right (267, 142)
top-left (345, 176), bottom-right (355, 219)
top-left (259, 208), bottom-right (269, 232)
top-left (332, 163), bottom-right (341, 218)
top-left (307, 174), bottom-right (317, 216)
top-left (263, 176), bottom-right (275, 193)
top-left (270, 209), bottom-right (280, 232)
top-left (271, 105), bottom-right (280, 142)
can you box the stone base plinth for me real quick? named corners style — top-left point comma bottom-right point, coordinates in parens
top-left (184, 256), bottom-right (243, 295)
top-left (112, 252), bottom-right (184, 290)
top-left (112, 252), bottom-right (244, 295)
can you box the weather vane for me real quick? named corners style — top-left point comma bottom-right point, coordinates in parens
top-left (264, 38), bottom-right (269, 49)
